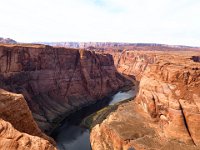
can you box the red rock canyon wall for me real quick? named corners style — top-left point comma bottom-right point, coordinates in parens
top-left (0, 44), bottom-right (130, 132)
top-left (91, 50), bottom-right (200, 150)
top-left (0, 89), bottom-right (56, 150)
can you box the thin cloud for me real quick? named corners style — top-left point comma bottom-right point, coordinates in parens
top-left (0, 0), bottom-right (199, 46)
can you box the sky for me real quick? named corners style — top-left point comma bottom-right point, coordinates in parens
top-left (0, 0), bottom-right (200, 46)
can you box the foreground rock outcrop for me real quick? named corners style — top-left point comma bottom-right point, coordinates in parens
top-left (91, 101), bottom-right (200, 150)
top-left (0, 89), bottom-right (56, 150)
top-left (0, 44), bottom-right (130, 132)
top-left (91, 50), bottom-right (200, 149)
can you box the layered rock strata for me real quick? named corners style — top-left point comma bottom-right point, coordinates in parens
top-left (0, 89), bottom-right (56, 150)
top-left (91, 50), bottom-right (200, 149)
top-left (0, 44), bottom-right (130, 132)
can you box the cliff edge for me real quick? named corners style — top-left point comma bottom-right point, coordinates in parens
top-left (91, 50), bottom-right (200, 150)
top-left (0, 44), bottom-right (130, 132)
top-left (0, 89), bottom-right (56, 150)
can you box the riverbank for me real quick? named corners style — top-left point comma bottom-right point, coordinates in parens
top-left (81, 96), bottom-right (135, 129)
top-left (48, 84), bottom-right (133, 135)
top-left (51, 85), bottom-right (136, 150)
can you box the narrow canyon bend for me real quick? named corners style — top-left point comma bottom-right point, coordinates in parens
top-left (0, 43), bottom-right (199, 150)
top-left (0, 44), bottom-right (130, 149)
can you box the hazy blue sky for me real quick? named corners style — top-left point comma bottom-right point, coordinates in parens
top-left (0, 0), bottom-right (200, 46)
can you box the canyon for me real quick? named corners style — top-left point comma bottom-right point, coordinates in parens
top-left (90, 50), bottom-right (200, 150)
top-left (0, 42), bottom-right (199, 150)
top-left (0, 44), bottom-right (130, 149)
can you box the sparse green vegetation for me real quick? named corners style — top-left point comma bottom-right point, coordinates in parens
top-left (81, 97), bottom-right (134, 129)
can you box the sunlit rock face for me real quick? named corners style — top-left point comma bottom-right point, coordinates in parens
top-left (0, 89), bottom-right (56, 150)
top-left (112, 50), bottom-right (156, 80)
top-left (91, 50), bottom-right (200, 150)
top-left (136, 51), bottom-right (200, 145)
top-left (0, 44), bottom-right (130, 132)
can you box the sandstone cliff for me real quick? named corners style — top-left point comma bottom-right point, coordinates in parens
top-left (0, 44), bottom-right (130, 132)
top-left (91, 50), bottom-right (200, 150)
top-left (0, 89), bottom-right (56, 150)
top-left (112, 50), bottom-right (156, 80)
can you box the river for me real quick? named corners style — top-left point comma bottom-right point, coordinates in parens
top-left (51, 87), bottom-right (136, 150)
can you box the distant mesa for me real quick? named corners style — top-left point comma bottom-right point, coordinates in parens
top-left (37, 42), bottom-right (200, 52)
top-left (0, 37), bottom-right (17, 44)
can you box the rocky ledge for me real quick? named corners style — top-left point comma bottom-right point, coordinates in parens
top-left (90, 50), bottom-right (200, 149)
top-left (0, 89), bottom-right (56, 150)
